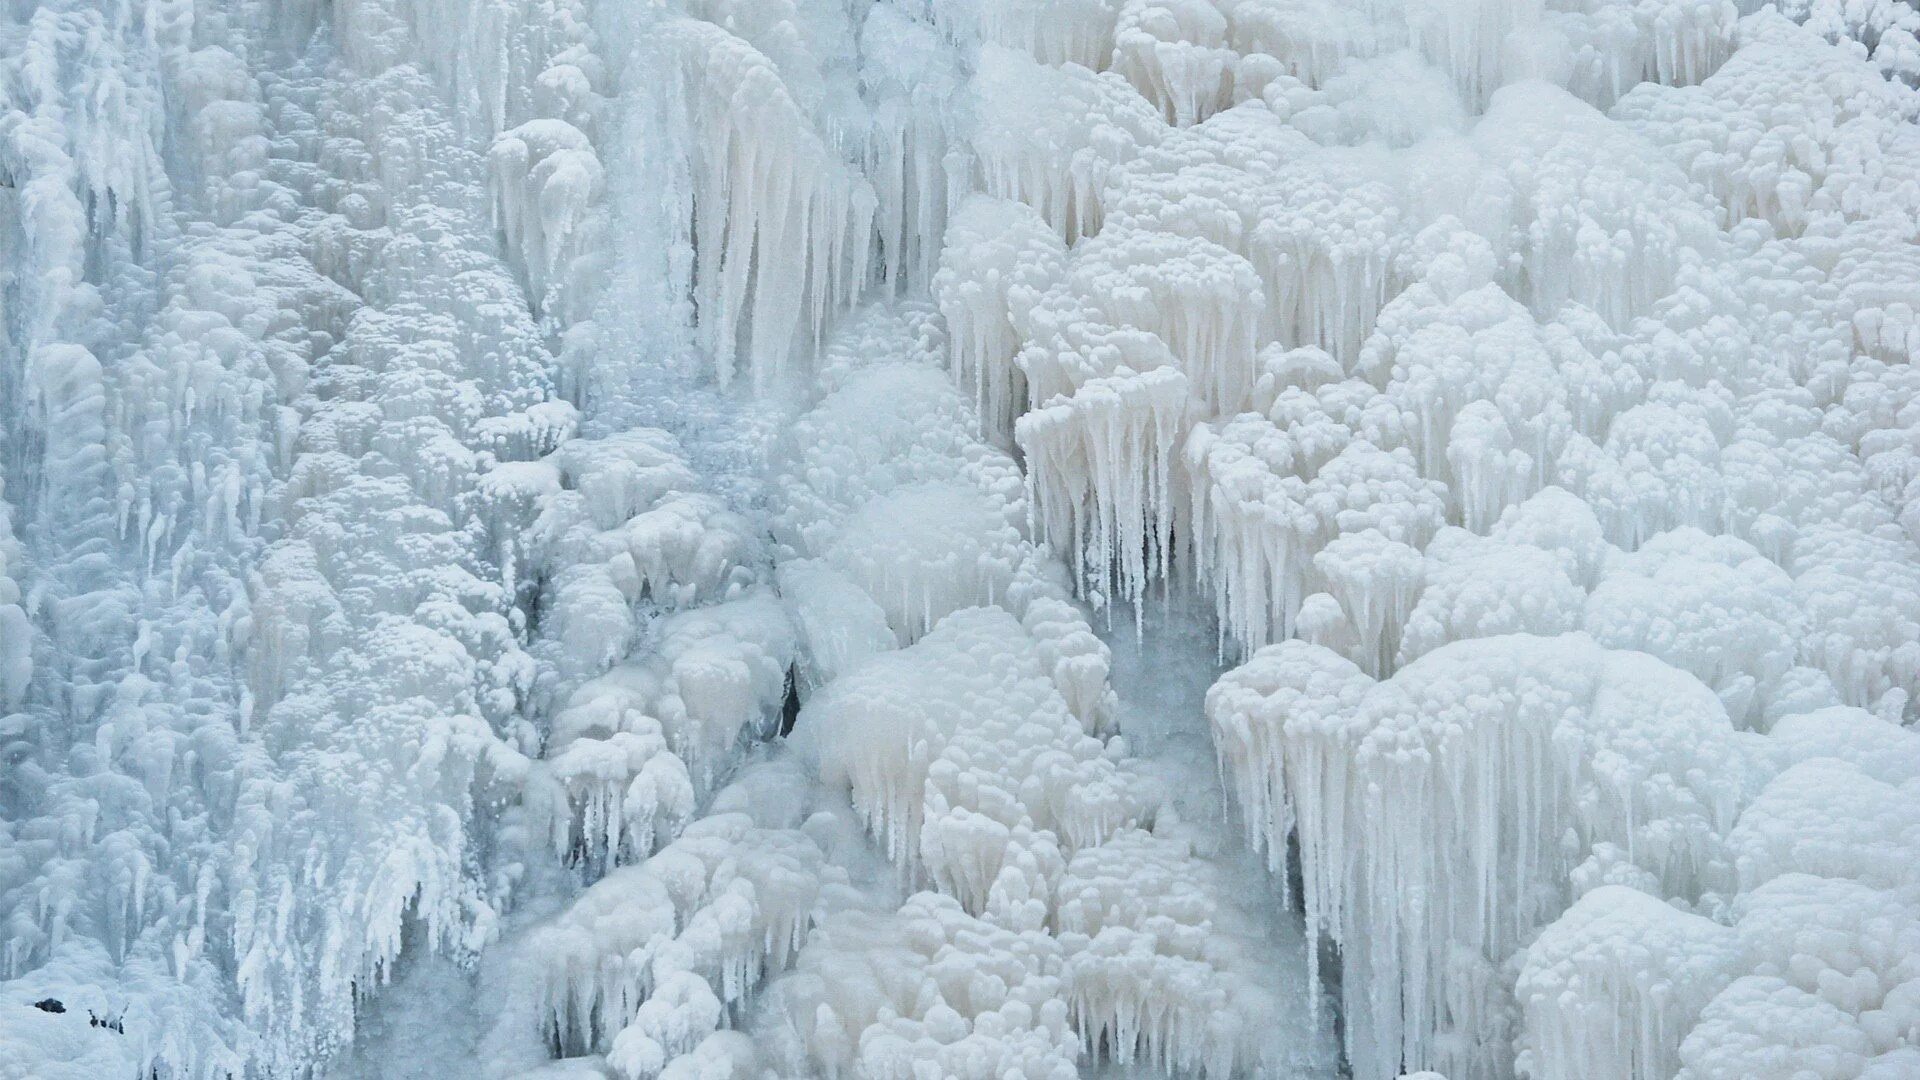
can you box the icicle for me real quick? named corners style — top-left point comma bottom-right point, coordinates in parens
top-left (1312, 530), bottom-right (1426, 676)
top-left (967, 45), bottom-right (1165, 245)
top-left (934, 195), bottom-right (1066, 446)
top-left (665, 19), bottom-right (875, 391)
top-left (1247, 158), bottom-right (1402, 367)
top-left (1408, 0), bottom-right (1547, 107)
top-left (861, 5), bottom-right (967, 296)
top-left (1515, 886), bottom-right (1742, 1080)
top-left (1111, 0), bottom-right (1238, 127)
top-left (489, 119), bottom-right (604, 321)
top-left (1210, 634), bottom-right (1754, 1079)
top-left (932, 0), bottom-right (1124, 70)
top-left (1185, 405), bottom-right (1445, 657)
top-left (1017, 366), bottom-right (1191, 609)
top-left (797, 607), bottom-right (1134, 892)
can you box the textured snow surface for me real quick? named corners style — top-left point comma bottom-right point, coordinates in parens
top-left (3, 0), bottom-right (1919, 1078)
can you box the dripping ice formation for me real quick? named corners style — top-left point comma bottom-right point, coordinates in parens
top-left (4, 0), bottom-right (1920, 1077)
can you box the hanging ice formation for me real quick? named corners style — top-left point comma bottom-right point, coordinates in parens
top-left (5, 0), bottom-right (1920, 1078)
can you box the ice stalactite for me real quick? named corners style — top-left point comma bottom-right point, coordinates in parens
top-left (1548, 0), bottom-right (1739, 107)
top-left (1009, 326), bottom-right (1198, 623)
top-left (933, 195), bottom-right (1066, 447)
top-left (663, 18), bottom-right (875, 391)
top-left (1522, 707), bottom-right (1920, 1080)
top-left (1513, 885), bottom-right (1743, 1080)
top-left (13, 0), bottom-right (1920, 1076)
top-left (489, 120), bottom-right (605, 323)
top-left (1472, 82), bottom-right (1724, 328)
top-left (1111, 0), bottom-right (1240, 127)
top-left (532, 593), bottom-right (795, 852)
top-left (1211, 0), bottom-right (1741, 112)
top-left (1635, 0), bottom-right (1741, 87)
top-left (1410, 0), bottom-right (1549, 108)
top-left (1778, 0), bottom-right (1920, 81)
top-left (798, 606), bottom-right (1135, 891)
top-left (1017, 364), bottom-right (1191, 610)
top-left (822, 481), bottom-right (1026, 643)
top-left (1208, 633), bottom-right (1759, 1079)
top-left (1702, 872), bottom-right (1920, 1073)
top-left (774, 311), bottom-right (1130, 850)
top-left (465, 6), bottom-right (907, 1062)
top-left (221, 12), bottom-right (572, 1061)
top-left (1728, 758), bottom-right (1920, 895)
top-left (536, 724), bottom-right (693, 874)
top-left (0, 5), bottom-right (170, 344)
top-left (1287, 488), bottom-right (1605, 680)
top-left (1057, 828), bottom-right (1318, 1076)
top-left (773, 312), bottom-right (1013, 552)
top-left (760, 311), bottom-right (1110, 1075)
top-left (1830, 229), bottom-right (1920, 379)
top-left (1008, 223), bottom-right (1265, 608)
top-left (1616, 10), bottom-right (1920, 237)
top-left (822, 10), bottom-right (1920, 1077)
top-left (1445, 402), bottom-right (1540, 534)
top-left (1036, 228), bottom-right (1266, 416)
top-left (1186, 397), bottom-right (1446, 656)
top-left (775, 558), bottom-right (895, 694)
top-left (1245, 151), bottom-right (1405, 365)
top-left (0, 479), bottom-right (26, 710)
top-left (1100, 102), bottom-right (1407, 367)
top-left (931, 0), bottom-right (1124, 71)
top-left (1221, 0), bottom-right (1407, 89)
top-left (1391, 528), bottom-right (1588, 665)
top-left (1, 5), bottom-right (370, 1074)
top-left (1580, 528), bottom-right (1804, 728)
top-left (860, 4), bottom-right (969, 297)
top-left (1825, 227), bottom-right (1920, 549)
top-left (1789, 523), bottom-right (1920, 721)
top-left (1309, 529), bottom-right (1427, 676)
top-left (337, 0), bottom-right (600, 146)
top-left (1204, 641), bottom-right (1374, 887)
top-left (499, 426), bottom-right (764, 660)
top-left (1357, 261), bottom-right (1599, 525)
top-left (967, 44), bottom-right (1166, 244)
top-left (509, 441), bottom-right (790, 882)
top-left (1555, 387), bottom-right (1738, 547)
top-left (759, 302), bottom-right (1336, 1079)
top-left (1677, 975), bottom-right (1883, 1080)
top-left (1289, 49), bottom-right (1471, 146)
top-left (773, 305), bottom-right (1117, 733)
top-left (770, 892), bottom-right (1082, 1080)
top-left (521, 757), bottom-right (859, 1074)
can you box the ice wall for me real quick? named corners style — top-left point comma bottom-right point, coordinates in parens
top-left (5, 0), bottom-right (1919, 1078)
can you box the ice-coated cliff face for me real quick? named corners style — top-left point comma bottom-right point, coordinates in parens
top-left (3, 0), bottom-right (1918, 1078)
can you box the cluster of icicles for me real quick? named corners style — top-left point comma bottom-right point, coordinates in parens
top-left (497, 0), bottom-right (1920, 1074)
top-left (6, 0), bottom-right (1920, 1077)
top-left (918, 4), bottom-right (1920, 1080)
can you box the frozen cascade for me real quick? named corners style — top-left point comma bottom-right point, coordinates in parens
top-left (762, 306), bottom-right (1333, 1079)
top-left (1512, 885), bottom-right (1743, 1080)
top-left (1209, 633), bottom-right (1763, 1079)
top-left (933, 194), bottom-right (1065, 447)
top-left (664, 18), bottom-right (876, 392)
top-left (6, 0), bottom-right (1920, 1079)
top-left (1017, 363), bottom-right (1191, 611)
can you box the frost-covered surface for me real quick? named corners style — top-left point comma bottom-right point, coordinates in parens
top-left (3, 0), bottom-right (1918, 1078)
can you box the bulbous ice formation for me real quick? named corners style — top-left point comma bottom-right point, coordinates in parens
top-left (1209, 633), bottom-right (1760, 1079)
top-left (664, 18), bottom-right (876, 390)
top-left (10, 0), bottom-right (1920, 1077)
top-left (934, 195), bottom-right (1066, 446)
top-left (1514, 886), bottom-right (1743, 1080)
